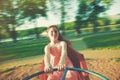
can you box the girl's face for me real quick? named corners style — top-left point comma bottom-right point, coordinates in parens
top-left (47, 27), bottom-right (59, 42)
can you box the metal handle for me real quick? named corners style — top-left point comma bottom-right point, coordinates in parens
top-left (23, 68), bottom-right (58, 80)
top-left (62, 67), bottom-right (109, 80)
top-left (23, 67), bottom-right (109, 80)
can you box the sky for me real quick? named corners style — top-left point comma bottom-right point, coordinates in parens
top-left (16, 0), bottom-right (120, 30)
top-left (105, 0), bottom-right (120, 15)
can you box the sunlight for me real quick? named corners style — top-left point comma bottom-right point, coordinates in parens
top-left (106, 0), bottom-right (120, 15)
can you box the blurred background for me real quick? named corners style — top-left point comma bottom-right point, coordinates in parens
top-left (0, 0), bottom-right (120, 80)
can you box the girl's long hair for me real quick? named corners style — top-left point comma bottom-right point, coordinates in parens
top-left (47, 25), bottom-right (71, 45)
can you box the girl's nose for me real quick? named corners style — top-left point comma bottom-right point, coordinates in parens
top-left (52, 32), bottom-right (55, 36)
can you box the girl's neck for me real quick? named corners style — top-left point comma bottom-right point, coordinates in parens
top-left (51, 40), bottom-right (59, 45)
top-left (50, 40), bottom-right (59, 45)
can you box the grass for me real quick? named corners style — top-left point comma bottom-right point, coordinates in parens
top-left (0, 37), bottom-right (49, 62)
top-left (82, 31), bottom-right (120, 49)
top-left (112, 58), bottom-right (120, 62)
top-left (71, 31), bottom-right (120, 50)
top-left (0, 30), bottom-right (120, 62)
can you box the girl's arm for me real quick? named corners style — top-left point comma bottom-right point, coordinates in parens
top-left (44, 45), bottom-right (52, 72)
top-left (58, 41), bottom-right (67, 69)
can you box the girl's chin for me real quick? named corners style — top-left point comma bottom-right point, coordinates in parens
top-left (51, 38), bottom-right (58, 41)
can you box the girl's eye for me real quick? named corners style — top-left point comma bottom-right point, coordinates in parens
top-left (51, 31), bottom-right (57, 33)
top-left (55, 31), bottom-right (57, 33)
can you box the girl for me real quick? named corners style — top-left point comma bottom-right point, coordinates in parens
top-left (40, 25), bottom-right (89, 80)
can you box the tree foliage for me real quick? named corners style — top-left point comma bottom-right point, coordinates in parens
top-left (47, 0), bottom-right (74, 33)
top-left (19, 0), bottom-right (47, 21)
top-left (75, 0), bottom-right (113, 34)
top-left (0, 0), bottom-right (47, 41)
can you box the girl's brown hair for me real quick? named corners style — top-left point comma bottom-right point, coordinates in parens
top-left (47, 25), bottom-right (71, 45)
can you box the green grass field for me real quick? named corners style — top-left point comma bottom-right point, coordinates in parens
top-left (0, 30), bottom-right (120, 62)
top-left (0, 38), bottom-right (49, 62)
top-left (71, 31), bottom-right (120, 50)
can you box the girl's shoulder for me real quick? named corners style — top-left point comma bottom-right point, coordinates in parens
top-left (59, 41), bottom-right (67, 46)
top-left (60, 41), bottom-right (66, 43)
top-left (44, 44), bottom-right (50, 50)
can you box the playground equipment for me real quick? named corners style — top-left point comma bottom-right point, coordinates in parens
top-left (23, 67), bottom-right (109, 80)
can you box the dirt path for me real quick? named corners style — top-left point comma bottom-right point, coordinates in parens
top-left (0, 59), bottom-right (120, 80)
top-left (0, 50), bottom-right (120, 80)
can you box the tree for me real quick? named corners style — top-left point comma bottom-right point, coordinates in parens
top-left (47, 0), bottom-right (73, 35)
top-left (0, 0), bottom-right (25, 42)
top-left (18, 0), bottom-right (47, 39)
top-left (88, 0), bottom-right (107, 33)
top-left (0, 0), bottom-right (15, 41)
top-left (59, 0), bottom-right (65, 34)
top-left (19, 0), bottom-right (47, 20)
top-left (0, 0), bottom-right (47, 41)
top-left (0, 15), bottom-right (10, 40)
top-left (75, 0), bottom-right (88, 35)
top-left (75, 0), bottom-right (113, 34)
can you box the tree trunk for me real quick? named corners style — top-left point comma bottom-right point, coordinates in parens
top-left (34, 20), bottom-right (40, 39)
top-left (60, 0), bottom-right (65, 35)
top-left (10, 26), bottom-right (17, 42)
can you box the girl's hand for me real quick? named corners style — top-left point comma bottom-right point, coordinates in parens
top-left (44, 65), bottom-right (53, 73)
top-left (57, 64), bottom-right (66, 71)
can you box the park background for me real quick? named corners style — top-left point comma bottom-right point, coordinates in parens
top-left (0, 0), bottom-right (120, 80)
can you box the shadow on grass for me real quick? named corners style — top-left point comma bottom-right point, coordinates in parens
top-left (0, 67), bottom-right (15, 74)
top-left (112, 58), bottom-right (120, 62)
